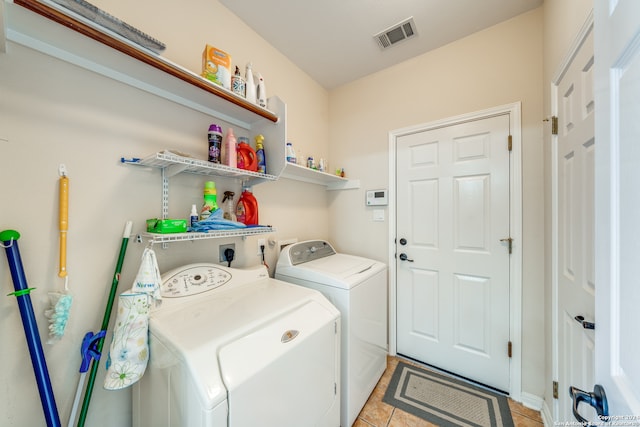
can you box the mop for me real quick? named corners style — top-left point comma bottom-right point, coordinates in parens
top-left (45, 165), bottom-right (73, 343)
top-left (67, 221), bottom-right (132, 427)
top-left (1, 230), bottom-right (62, 427)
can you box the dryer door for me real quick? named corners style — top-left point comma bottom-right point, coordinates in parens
top-left (219, 301), bottom-right (340, 427)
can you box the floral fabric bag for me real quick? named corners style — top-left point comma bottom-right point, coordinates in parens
top-left (104, 248), bottom-right (162, 390)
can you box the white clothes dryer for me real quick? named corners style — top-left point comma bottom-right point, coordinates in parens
top-left (275, 240), bottom-right (388, 427)
top-left (132, 263), bottom-right (340, 427)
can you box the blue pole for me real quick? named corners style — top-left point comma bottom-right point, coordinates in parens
top-left (1, 230), bottom-right (61, 427)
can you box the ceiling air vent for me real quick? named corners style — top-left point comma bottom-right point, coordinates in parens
top-left (374, 17), bottom-right (417, 50)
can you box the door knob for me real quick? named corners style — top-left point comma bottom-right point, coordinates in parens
top-left (569, 385), bottom-right (608, 426)
top-left (399, 238), bottom-right (407, 245)
top-left (574, 315), bottom-right (595, 330)
top-left (399, 253), bottom-right (414, 262)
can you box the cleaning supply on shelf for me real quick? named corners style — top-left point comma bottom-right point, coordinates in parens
top-left (145, 219), bottom-right (188, 234)
top-left (201, 44), bottom-right (231, 90)
top-left (236, 189), bottom-right (259, 225)
top-left (190, 208), bottom-right (247, 232)
top-left (256, 73), bottom-right (267, 108)
top-left (207, 124), bottom-right (223, 163)
top-left (200, 181), bottom-right (218, 220)
top-left (231, 66), bottom-right (246, 98)
top-left (245, 62), bottom-right (256, 104)
top-left (236, 137), bottom-right (247, 169)
top-left (46, 166), bottom-right (73, 344)
top-left (237, 137), bottom-right (258, 171)
top-left (222, 128), bottom-right (238, 168)
top-left (222, 191), bottom-right (237, 221)
top-left (255, 134), bottom-right (267, 174)
top-left (189, 204), bottom-right (198, 231)
top-left (286, 142), bottom-right (297, 163)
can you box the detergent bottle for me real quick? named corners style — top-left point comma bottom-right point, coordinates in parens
top-left (237, 137), bottom-right (258, 171)
top-left (236, 188), bottom-right (258, 225)
top-left (255, 134), bottom-right (266, 174)
top-left (200, 181), bottom-right (218, 220)
top-left (222, 191), bottom-right (237, 221)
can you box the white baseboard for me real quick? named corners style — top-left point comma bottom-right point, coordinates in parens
top-left (540, 399), bottom-right (554, 427)
top-left (519, 391), bottom-right (544, 411)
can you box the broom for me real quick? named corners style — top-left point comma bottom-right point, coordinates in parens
top-left (67, 221), bottom-right (132, 427)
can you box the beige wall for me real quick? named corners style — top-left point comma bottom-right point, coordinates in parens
top-left (541, 0), bottom-right (593, 417)
top-left (328, 8), bottom-right (545, 398)
top-left (0, 1), bottom-right (330, 425)
top-left (1, 0), bottom-right (589, 425)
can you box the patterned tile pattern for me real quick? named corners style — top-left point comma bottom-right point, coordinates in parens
top-left (354, 356), bottom-right (544, 427)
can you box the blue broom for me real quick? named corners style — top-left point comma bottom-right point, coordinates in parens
top-left (1, 229), bottom-right (61, 427)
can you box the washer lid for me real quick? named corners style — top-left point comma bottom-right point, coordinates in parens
top-left (148, 275), bottom-right (339, 410)
top-left (277, 253), bottom-right (384, 289)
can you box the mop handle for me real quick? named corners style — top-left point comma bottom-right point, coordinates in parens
top-left (59, 174), bottom-right (69, 278)
top-left (76, 221), bottom-right (132, 427)
top-left (1, 230), bottom-right (61, 427)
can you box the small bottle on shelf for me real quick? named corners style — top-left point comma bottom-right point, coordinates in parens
top-left (255, 134), bottom-right (266, 174)
top-left (286, 142), bottom-right (296, 164)
top-left (222, 128), bottom-right (238, 168)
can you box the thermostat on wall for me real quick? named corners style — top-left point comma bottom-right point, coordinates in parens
top-left (366, 189), bottom-right (388, 206)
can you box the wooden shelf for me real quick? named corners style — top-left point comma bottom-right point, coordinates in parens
top-left (280, 162), bottom-right (360, 190)
top-left (4, 0), bottom-right (278, 129)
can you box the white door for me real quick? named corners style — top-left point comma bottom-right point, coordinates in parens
top-left (555, 25), bottom-right (596, 422)
top-left (396, 113), bottom-right (511, 392)
top-left (593, 0), bottom-right (640, 418)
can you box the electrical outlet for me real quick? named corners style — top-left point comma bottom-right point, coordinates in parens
top-left (257, 238), bottom-right (266, 255)
top-left (219, 243), bottom-right (235, 262)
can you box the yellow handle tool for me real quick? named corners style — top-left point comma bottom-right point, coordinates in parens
top-left (59, 175), bottom-right (69, 278)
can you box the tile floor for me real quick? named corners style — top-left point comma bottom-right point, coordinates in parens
top-left (353, 356), bottom-right (544, 427)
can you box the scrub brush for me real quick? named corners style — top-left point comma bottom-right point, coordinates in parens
top-left (46, 165), bottom-right (73, 343)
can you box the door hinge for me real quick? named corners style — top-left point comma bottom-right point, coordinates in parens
top-left (500, 237), bottom-right (513, 254)
top-left (508, 135), bottom-right (513, 151)
top-left (507, 341), bottom-right (512, 358)
top-left (553, 381), bottom-right (559, 399)
top-left (551, 116), bottom-right (558, 135)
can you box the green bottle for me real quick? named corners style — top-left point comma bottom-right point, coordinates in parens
top-left (200, 181), bottom-right (218, 220)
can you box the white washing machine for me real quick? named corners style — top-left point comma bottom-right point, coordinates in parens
top-left (275, 240), bottom-right (388, 427)
top-left (132, 263), bottom-right (341, 427)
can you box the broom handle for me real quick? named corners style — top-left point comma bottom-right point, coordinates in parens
top-left (76, 221), bottom-right (132, 427)
top-left (59, 175), bottom-right (69, 278)
top-left (1, 230), bottom-right (61, 427)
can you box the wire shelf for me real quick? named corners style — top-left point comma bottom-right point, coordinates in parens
top-left (144, 226), bottom-right (275, 244)
top-left (123, 152), bottom-right (278, 181)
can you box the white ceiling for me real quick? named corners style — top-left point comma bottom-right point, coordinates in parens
top-left (219, 0), bottom-right (543, 89)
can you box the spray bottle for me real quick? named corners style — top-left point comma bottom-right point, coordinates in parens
top-left (222, 191), bottom-right (237, 221)
top-left (189, 204), bottom-right (198, 230)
